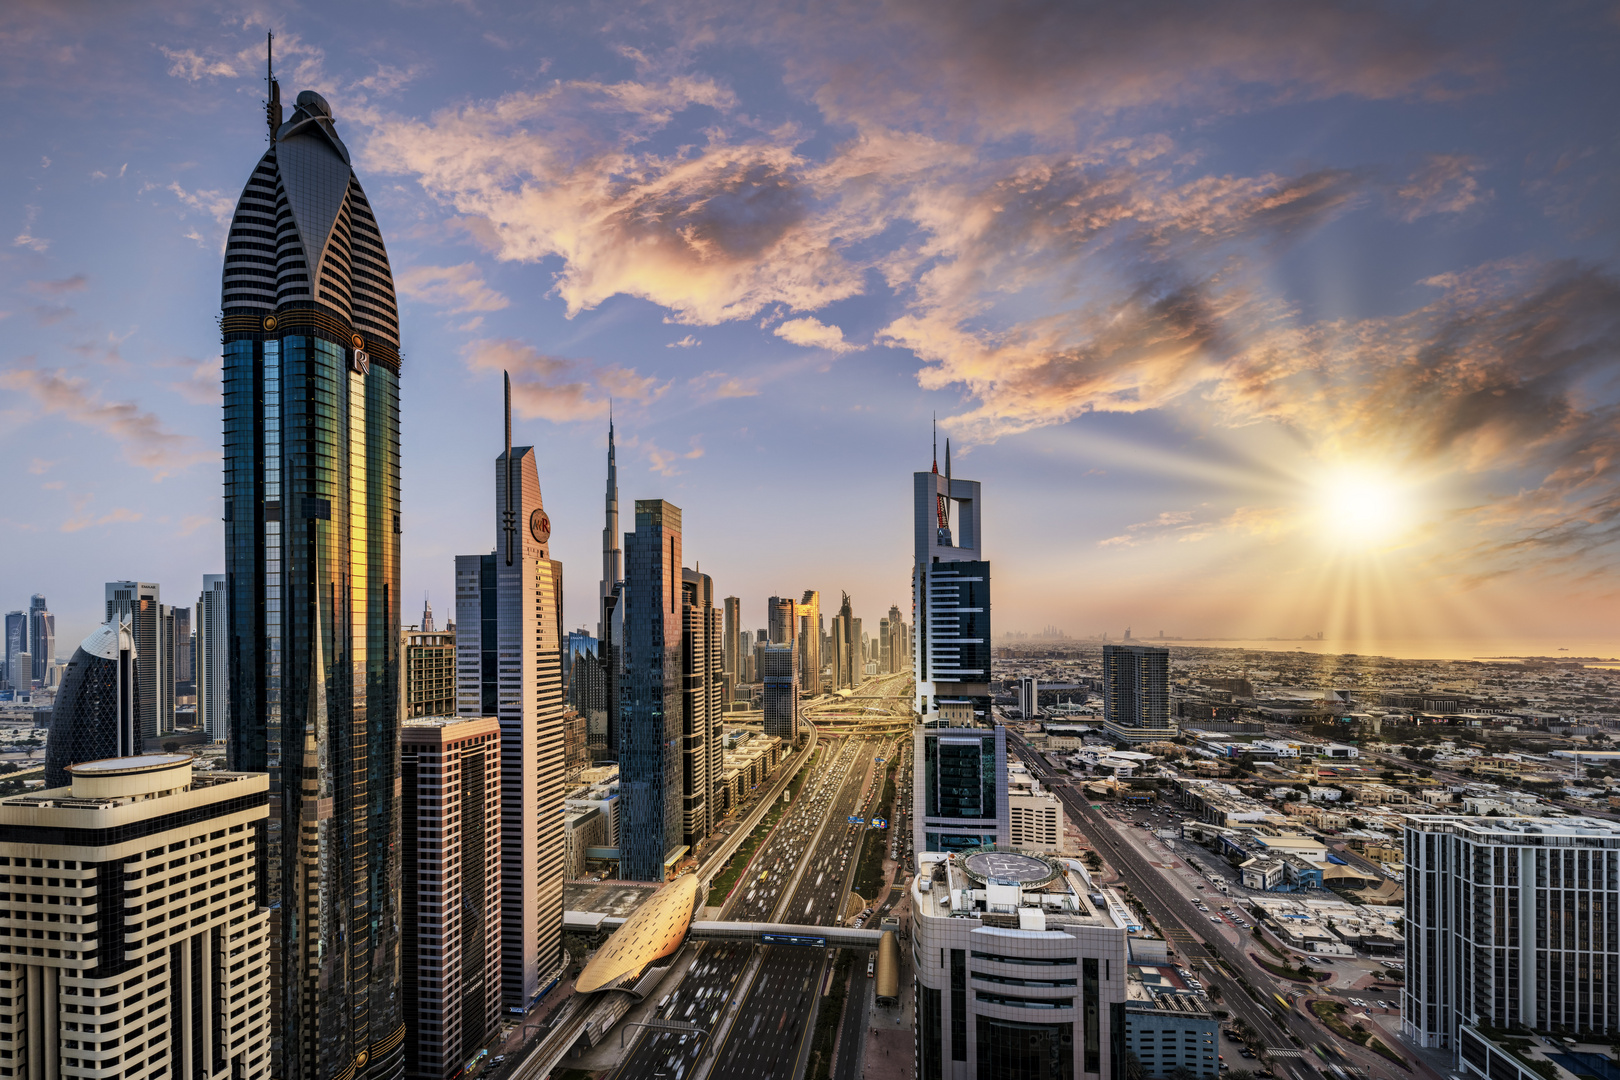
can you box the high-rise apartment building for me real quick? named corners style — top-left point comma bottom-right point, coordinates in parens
top-left (911, 849), bottom-right (1126, 1079)
top-left (196, 575), bottom-right (229, 743)
top-left (453, 381), bottom-right (566, 1012)
top-left (722, 596), bottom-right (740, 686)
top-left (105, 582), bottom-right (175, 740)
top-left (27, 594), bottom-right (53, 686)
top-left (913, 724), bottom-right (1010, 853)
top-left (1405, 815), bottom-right (1620, 1052)
top-left (221, 74), bottom-right (404, 1080)
top-left (1101, 645), bottom-right (1173, 744)
top-left (913, 442), bottom-right (992, 724)
top-left (680, 569), bottom-right (724, 846)
top-left (888, 603), bottom-right (907, 674)
top-left (761, 643), bottom-right (800, 742)
top-left (401, 717), bottom-right (503, 1080)
top-left (0, 753), bottom-right (272, 1080)
top-left (620, 499), bottom-right (684, 881)
top-left (403, 628), bottom-right (457, 719)
top-left (42, 622), bottom-right (140, 787)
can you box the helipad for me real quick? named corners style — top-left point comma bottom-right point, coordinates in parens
top-left (959, 849), bottom-right (1061, 887)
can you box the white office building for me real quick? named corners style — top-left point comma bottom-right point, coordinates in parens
top-left (912, 849), bottom-right (1126, 1079)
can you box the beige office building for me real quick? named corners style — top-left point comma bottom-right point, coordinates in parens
top-left (402, 629), bottom-right (457, 720)
top-left (0, 753), bottom-right (270, 1080)
top-left (401, 717), bottom-right (503, 1080)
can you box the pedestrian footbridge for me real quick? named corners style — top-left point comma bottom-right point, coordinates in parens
top-left (687, 920), bottom-right (885, 949)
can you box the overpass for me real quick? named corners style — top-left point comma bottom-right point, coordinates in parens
top-left (687, 920), bottom-right (885, 949)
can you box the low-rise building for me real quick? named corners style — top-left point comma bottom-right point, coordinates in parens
top-left (1118, 972), bottom-right (1219, 1079)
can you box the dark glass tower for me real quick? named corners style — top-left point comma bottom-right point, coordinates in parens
top-left (43, 622), bottom-right (139, 788)
top-left (221, 64), bottom-right (404, 1080)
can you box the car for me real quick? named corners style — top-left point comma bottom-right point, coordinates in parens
top-left (1377, 1000), bottom-right (1393, 1009)
top-left (1240, 1050), bottom-right (1256, 1059)
top-left (1210, 916), bottom-right (1223, 923)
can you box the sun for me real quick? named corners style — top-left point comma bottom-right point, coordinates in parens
top-left (1311, 465), bottom-right (1414, 550)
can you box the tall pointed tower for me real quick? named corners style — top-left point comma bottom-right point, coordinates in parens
top-left (221, 40), bottom-right (404, 1080)
top-left (599, 414), bottom-right (621, 637)
top-left (453, 376), bottom-right (567, 1011)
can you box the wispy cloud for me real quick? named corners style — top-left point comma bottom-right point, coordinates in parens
top-left (397, 263), bottom-right (509, 313)
top-left (667, 335), bottom-right (701, 348)
top-left (13, 205), bottom-right (48, 252)
top-left (688, 370), bottom-right (759, 399)
top-left (157, 46), bottom-right (237, 81)
top-left (0, 368), bottom-right (209, 477)
top-left (462, 338), bottom-right (661, 423)
top-left (1396, 154), bottom-right (1491, 220)
top-left (27, 274), bottom-right (87, 295)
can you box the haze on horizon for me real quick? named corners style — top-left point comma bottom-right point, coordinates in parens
top-left (1, 1), bottom-right (1617, 654)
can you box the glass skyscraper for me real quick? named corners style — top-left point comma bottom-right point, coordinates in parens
top-left (221, 78), bottom-right (404, 1080)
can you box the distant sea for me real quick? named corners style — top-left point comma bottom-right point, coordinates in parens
top-left (1159, 637), bottom-right (1620, 665)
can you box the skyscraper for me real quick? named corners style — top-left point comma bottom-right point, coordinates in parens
top-left (912, 439), bottom-right (992, 724)
top-left (912, 724), bottom-right (1009, 853)
top-left (1101, 644), bottom-right (1173, 743)
top-left (761, 642), bottom-right (800, 742)
top-left (42, 621), bottom-right (139, 787)
top-left (453, 377), bottom-right (566, 1011)
top-left (1, 754), bottom-right (273, 1080)
top-left (796, 589), bottom-right (821, 693)
top-left (27, 593), bottom-right (53, 685)
top-left (171, 603), bottom-right (192, 696)
top-left (197, 573), bottom-right (229, 742)
top-left (422, 595), bottom-right (437, 633)
top-left (221, 64), bottom-right (404, 1080)
top-left (600, 416), bottom-right (622, 638)
top-left (767, 595), bottom-right (796, 645)
top-left (620, 499), bottom-right (684, 881)
top-left (105, 581), bottom-right (175, 739)
top-left (401, 716), bottom-right (503, 1080)
top-left (722, 595), bottom-right (740, 686)
top-left (681, 568), bottom-right (723, 846)
top-left (4, 608), bottom-right (26, 689)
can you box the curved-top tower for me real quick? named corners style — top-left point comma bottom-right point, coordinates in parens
top-left (221, 56), bottom-right (404, 1080)
top-left (43, 621), bottom-right (138, 788)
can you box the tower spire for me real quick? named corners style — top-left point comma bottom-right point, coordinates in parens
top-left (265, 32), bottom-right (282, 138)
top-left (503, 371), bottom-right (515, 566)
top-left (932, 412), bottom-right (938, 474)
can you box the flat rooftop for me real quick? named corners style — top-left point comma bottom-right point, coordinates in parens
top-left (563, 880), bottom-right (662, 918)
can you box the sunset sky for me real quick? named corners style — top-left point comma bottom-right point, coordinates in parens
top-left (2, 2), bottom-right (1618, 655)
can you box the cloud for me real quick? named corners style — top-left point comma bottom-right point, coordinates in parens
top-left (689, 370), bottom-right (759, 399)
top-left (1396, 154), bottom-right (1491, 220)
top-left (13, 205), bottom-right (48, 252)
top-left (362, 76), bottom-right (871, 325)
top-left (768, 0), bottom-right (1486, 141)
top-left (462, 338), bottom-right (660, 423)
top-left (0, 368), bottom-right (210, 477)
top-left (26, 274), bottom-right (87, 295)
top-left (164, 182), bottom-right (235, 227)
top-left (396, 263), bottom-right (510, 313)
top-left (28, 458), bottom-right (55, 475)
top-left (642, 436), bottom-right (706, 476)
top-left (774, 316), bottom-right (861, 353)
top-left (667, 335), bottom-right (701, 348)
top-left (61, 505), bottom-right (143, 534)
top-left (162, 355), bottom-right (220, 405)
top-left (158, 46), bottom-right (237, 81)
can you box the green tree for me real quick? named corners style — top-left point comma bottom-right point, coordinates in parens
top-left (1123, 1051), bottom-right (1145, 1080)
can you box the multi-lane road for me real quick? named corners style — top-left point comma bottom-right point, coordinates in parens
top-left (608, 731), bottom-right (902, 1080)
top-left (1009, 735), bottom-right (1413, 1080)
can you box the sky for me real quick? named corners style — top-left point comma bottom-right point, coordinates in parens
top-left (2, 1), bottom-right (1618, 657)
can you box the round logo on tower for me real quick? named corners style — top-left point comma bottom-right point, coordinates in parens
top-left (530, 508), bottom-right (551, 543)
top-left (351, 333), bottom-right (365, 350)
top-left (262, 315), bottom-right (277, 331)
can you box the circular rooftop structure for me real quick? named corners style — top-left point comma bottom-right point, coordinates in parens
top-left (959, 848), bottom-right (1062, 888)
top-left (69, 754), bottom-right (192, 776)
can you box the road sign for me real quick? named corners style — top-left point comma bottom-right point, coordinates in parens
top-left (762, 933), bottom-right (826, 947)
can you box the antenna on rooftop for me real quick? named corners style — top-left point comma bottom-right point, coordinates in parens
top-left (265, 32), bottom-right (282, 138)
top-left (504, 371), bottom-right (515, 567)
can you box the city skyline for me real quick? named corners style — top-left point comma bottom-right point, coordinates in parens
top-left (3, 5), bottom-right (1619, 660)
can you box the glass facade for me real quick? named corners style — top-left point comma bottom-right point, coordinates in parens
top-left (976, 1016), bottom-right (1075, 1080)
top-left (44, 631), bottom-right (138, 787)
top-left (951, 948), bottom-right (968, 1060)
top-left (619, 501), bottom-right (684, 881)
top-left (918, 984), bottom-right (943, 1080)
top-left (1083, 957), bottom-right (1100, 1072)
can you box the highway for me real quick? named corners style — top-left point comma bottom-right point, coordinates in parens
top-left (706, 736), bottom-right (883, 1080)
top-left (609, 736), bottom-right (878, 1080)
top-left (1009, 736), bottom-right (1406, 1080)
